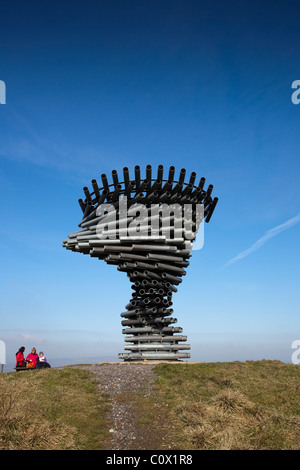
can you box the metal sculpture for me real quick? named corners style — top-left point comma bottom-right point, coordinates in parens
top-left (62, 165), bottom-right (218, 361)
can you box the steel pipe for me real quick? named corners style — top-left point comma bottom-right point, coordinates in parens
top-left (157, 164), bottom-right (164, 182)
top-left (101, 173), bottom-right (110, 193)
top-left (83, 186), bottom-right (92, 202)
top-left (111, 169), bottom-right (119, 189)
top-left (134, 165), bottom-right (141, 190)
top-left (123, 167), bottom-right (130, 189)
top-left (178, 168), bottom-right (186, 185)
top-left (91, 179), bottom-right (101, 200)
top-left (78, 199), bottom-right (86, 214)
top-left (146, 164), bottom-right (152, 182)
top-left (205, 197), bottom-right (219, 223)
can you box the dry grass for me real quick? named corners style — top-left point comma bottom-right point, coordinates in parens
top-left (154, 360), bottom-right (300, 450)
top-left (0, 367), bottom-right (110, 450)
top-left (1, 360), bottom-right (299, 450)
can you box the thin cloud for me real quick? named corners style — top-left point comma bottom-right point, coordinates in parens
top-left (0, 106), bottom-right (116, 181)
top-left (221, 213), bottom-right (300, 269)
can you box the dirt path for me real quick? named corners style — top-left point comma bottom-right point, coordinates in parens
top-left (78, 363), bottom-right (177, 450)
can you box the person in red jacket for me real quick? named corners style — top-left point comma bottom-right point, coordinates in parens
top-left (25, 347), bottom-right (39, 368)
top-left (16, 346), bottom-right (26, 367)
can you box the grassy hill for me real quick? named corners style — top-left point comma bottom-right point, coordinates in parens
top-left (0, 360), bottom-right (299, 450)
top-left (154, 360), bottom-right (300, 450)
top-left (0, 367), bottom-right (110, 450)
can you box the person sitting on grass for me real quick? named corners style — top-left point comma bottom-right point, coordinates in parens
top-left (25, 347), bottom-right (39, 368)
top-left (36, 351), bottom-right (51, 369)
top-left (15, 346), bottom-right (26, 368)
top-left (38, 351), bottom-right (47, 363)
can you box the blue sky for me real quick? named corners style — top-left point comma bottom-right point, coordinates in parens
top-left (0, 0), bottom-right (299, 368)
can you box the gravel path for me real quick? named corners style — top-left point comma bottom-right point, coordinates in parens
top-left (78, 363), bottom-right (175, 450)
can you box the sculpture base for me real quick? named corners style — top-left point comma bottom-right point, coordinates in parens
top-left (118, 351), bottom-right (191, 361)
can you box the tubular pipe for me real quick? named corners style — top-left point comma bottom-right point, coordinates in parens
top-left (157, 164), bottom-right (164, 182)
top-left (123, 167), bottom-right (130, 188)
top-left (78, 199), bottom-right (86, 213)
top-left (134, 165), bottom-right (141, 189)
top-left (101, 174), bottom-right (110, 193)
top-left (205, 197), bottom-right (218, 223)
top-left (146, 164), bottom-right (152, 182)
top-left (83, 187), bottom-right (92, 202)
top-left (112, 169), bottom-right (119, 188)
top-left (91, 179), bottom-right (101, 199)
